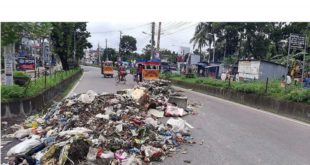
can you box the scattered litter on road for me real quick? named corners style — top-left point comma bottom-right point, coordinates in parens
top-left (4, 79), bottom-right (197, 164)
top-left (184, 160), bottom-right (191, 163)
top-left (2, 121), bottom-right (8, 125)
top-left (148, 109), bottom-right (164, 118)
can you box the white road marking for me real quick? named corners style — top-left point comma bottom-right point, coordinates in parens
top-left (66, 71), bottom-right (85, 98)
top-left (173, 85), bottom-right (310, 127)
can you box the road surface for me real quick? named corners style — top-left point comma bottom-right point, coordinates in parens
top-left (73, 66), bottom-right (310, 165)
top-left (2, 65), bottom-right (310, 165)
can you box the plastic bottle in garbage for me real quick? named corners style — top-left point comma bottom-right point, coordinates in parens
top-left (26, 143), bottom-right (46, 156)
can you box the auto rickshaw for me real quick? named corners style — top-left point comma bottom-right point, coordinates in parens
top-left (101, 61), bottom-right (113, 78)
top-left (141, 62), bottom-right (160, 80)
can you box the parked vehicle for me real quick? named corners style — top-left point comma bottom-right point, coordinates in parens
top-left (139, 62), bottom-right (160, 80)
top-left (101, 61), bottom-right (114, 78)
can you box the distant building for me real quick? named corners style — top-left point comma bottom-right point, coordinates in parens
top-left (83, 48), bottom-right (104, 64)
top-left (179, 46), bottom-right (190, 55)
top-left (238, 60), bottom-right (287, 81)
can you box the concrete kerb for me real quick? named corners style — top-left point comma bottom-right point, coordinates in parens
top-left (169, 79), bottom-right (310, 123)
top-left (1, 69), bottom-right (83, 119)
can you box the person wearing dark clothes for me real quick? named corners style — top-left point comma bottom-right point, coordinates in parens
top-left (138, 64), bottom-right (143, 82)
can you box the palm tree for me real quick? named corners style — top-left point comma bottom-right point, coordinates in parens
top-left (190, 22), bottom-right (216, 63)
top-left (190, 23), bottom-right (208, 55)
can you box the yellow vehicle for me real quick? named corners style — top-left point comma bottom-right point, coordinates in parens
top-left (141, 62), bottom-right (160, 80)
top-left (101, 61), bottom-right (114, 78)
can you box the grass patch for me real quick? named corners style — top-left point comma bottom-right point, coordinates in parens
top-left (168, 73), bottom-right (310, 104)
top-left (1, 68), bottom-right (81, 101)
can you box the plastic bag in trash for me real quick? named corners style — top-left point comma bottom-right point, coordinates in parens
top-left (115, 124), bottom-right (123, 133)
top-left (144, 117), bottom-right (158, 127)
top-left (123, 155), bottom-right (143, 165)
top-left (166, 118), bottom-right (193, 132)
top-left (95, 113), bottom-right (110, 120)
top-left (100, 151), bottom-right (114, 159)
top-left (7, 137), bottom-right (41, 156)
top-left (126, 88), bottom-right (146, 101)
top-left (58, 144), bottom-right (70, 165)
top-left (148, 109), bottom-right (164, 118)
top-left (78, 90), bottom-right (97, 104)
top-left (165, 105), bottom-right (187, 117)
top-left (58, 127), bottom-right (92, 137)
top-left (87, 147), bottom-right (97, 161)
top-left (14, 128), bottom-right (32, 139)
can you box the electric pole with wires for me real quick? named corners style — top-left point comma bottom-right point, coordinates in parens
top-left (105, 38), bottom-right (108, 61)
top-left (151, 22), bottom-right (155, 60)
top-left (157, 22), bottom-right (161, 50)
top-left (119, 31), bottom-right (122, 62)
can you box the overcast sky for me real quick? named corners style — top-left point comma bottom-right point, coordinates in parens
top-left (87, 22), bottom-right (198, 54)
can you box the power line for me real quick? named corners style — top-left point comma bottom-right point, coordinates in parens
top-left (161, 23), bottom-right (197, 38)
top-left (91, 23), bottom-right (149, 34)
top-left (161, 22), bottom-right (190, 33)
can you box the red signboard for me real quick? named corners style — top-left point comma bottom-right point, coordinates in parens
top-left (19, 64), bottom-right (35, 70)
top-left (18, 59), bottom-right (35, 71)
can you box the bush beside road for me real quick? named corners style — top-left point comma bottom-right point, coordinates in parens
top-left (161, 73), bottom-right (310, 104)
top-left (1, 68), bottom-right (81, 102)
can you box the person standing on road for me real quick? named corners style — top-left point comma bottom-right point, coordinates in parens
top-left (138, 64), bottom-right (143, 82)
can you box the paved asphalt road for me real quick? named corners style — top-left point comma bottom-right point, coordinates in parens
top-left (2, 65), bottom-right (310, 165)
top-left (73, 66), bottom-right (310, 165)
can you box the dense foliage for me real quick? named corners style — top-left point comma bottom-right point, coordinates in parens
top-left (51, 22), bottom-right (92, 70)
top-left (191, 22), bottom-right (310, 66)
top-left (120, 35), bottom-right (137, 61)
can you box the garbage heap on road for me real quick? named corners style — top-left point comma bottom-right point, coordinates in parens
top-left (5, 79), bottom-right (195, 165)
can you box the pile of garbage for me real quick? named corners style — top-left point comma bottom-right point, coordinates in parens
top-left (4, 80), bottom-right (195, 165)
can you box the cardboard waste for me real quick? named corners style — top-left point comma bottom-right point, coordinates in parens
top-left (4, 80), bottom-right (196, 165)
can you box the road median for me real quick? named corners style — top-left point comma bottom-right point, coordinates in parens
top-left (1, 69), bottom-right (83, 119)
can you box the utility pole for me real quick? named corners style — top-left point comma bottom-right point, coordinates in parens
top-left (157, 22), bottom-right (161, 50)
top-left (105, 39), bottom-right (108, 61)
top-left (119, 31), bottom-right (122, 62)
top-left (73, 31), bottom-right (76, 64)
top-left (98, 43), bottom-right (100, 64)
top-left (156, 22), bottom-right (162, 61)
top-left (301, 35), bottom-right (307, 86)
top-left (285, 34), bottom-right (291, 88)
top-left (151, 22), bottom-right (155, 60)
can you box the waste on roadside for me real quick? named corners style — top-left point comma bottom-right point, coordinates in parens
top-left (4, 79), bottom-right (196, 165)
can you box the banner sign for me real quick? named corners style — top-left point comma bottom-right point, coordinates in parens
top-left (143, 70), bottom-right (159, 80)
top-left (18, 58), bottom-right (35, 70)
top-left (5, 54), bottom-right (14, 85)
top-left (290, 34), bottom-right (306, 49)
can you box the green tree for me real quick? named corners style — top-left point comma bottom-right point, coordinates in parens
top-left (51, 22), bottom-right (92, 70)
top-left (1, 22), bottom-right (53, 70)
top-left (102, 48), bottom-right (116, 61)
top-left (190, 23), bottom-right (208, 54)
top-left (120, 35), bottom-right (137, 61)
top-left (142, 44), bottom-right (152, 60)
top-left (191, 22), bottom-right (219, 62)
top-left (74, 23), bottom-right (92, 60)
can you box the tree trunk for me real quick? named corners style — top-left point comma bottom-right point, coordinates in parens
top-left (224, 41), bottom-right (226, 63)
top-left (61, 59), bottom-right (69, 70)
top-left (213, 41), bottom-right (216, 63)
top-left (209, 41), bottom-right (212, 63)
top-left (59, 52), bottom-right (69, 70)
